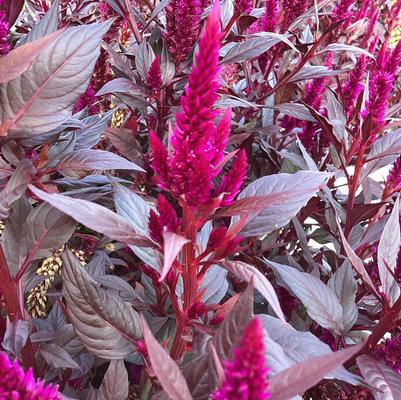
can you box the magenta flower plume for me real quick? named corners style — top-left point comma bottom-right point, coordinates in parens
top-left (281, 0), bottom-right (309, 31)
top-left (150, 2), bottom-right (229, 206)
top-left (73, 85), bottom-right (98, 115)
top-left (260, 0), bottom-right (278, 32)
top-left (342, 55), bottom-right (367, 116)
top-left (164, 0), bottom-right (201, 65)
top-left (0, 0), bottom-right (10, 57)
top-left (0, 352), bottom-right (60, 399)
top-left (234, 0), bottom-right (252, 15)
top-left (383, 156), bottom-right (401, 198)
top-left (212, 317), bottom-right (270, 400)
top-left (215, 150), bottom-right (247, 206)
top-left (148, 194), bottom-right (181, 244)
top-left (376, 333), bottom-right (401, 374)
top-left (147, 56), bottom-right (162, 91)
top-left (332, 0), bottom-right (355, 22)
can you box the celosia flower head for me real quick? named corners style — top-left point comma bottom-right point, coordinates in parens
top-left (151, 2), bottom-right (238, 207)
top-left (281, 0), bottom-right (309, 31)
top-left (212, 317), bottom-right (270, 400)
top-left (147, 56), bottom-right (162, 91)
top-left (164, 0), bottom-right (201, 65)
top-left (332, 0), bottom-right (355, 22)
top-left (260, 0), bottom-right (278, 32)
top-left (148, 194), bottom-right (181, 244)
top-left (234, 0), bottom-right (252, 15)
top-left (384, 156), bottom-right (401, 198)
top-left (0, 352), bottom-right (60, 399)
top-left (73, 85), bottom-right (99, 115)
top-left (0, 0), bottom-right (10, 57)
top-left (376, 332), bottom-right (401, 374)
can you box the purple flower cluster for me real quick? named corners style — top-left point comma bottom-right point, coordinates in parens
top-left (260, 0), bottom-right (278, 32)
top-left (148, 194), bottom-right (181, 244)
top-left (0, 0), bottom-right (10, 56)
top-left (212, 318), bottom-right (270, 400)
top-left (151, 3), bottom-right (246, 207)
top-left (164, 0), bottom-right (201, 65)
top-left (147, 56), bottom-right (162, 91)
top-left (234, 0), bottom-right (252, 15)
top-left (281, 0), bottom-right (310, 31)
top-left (73, 85), bottom-right (99, 115)
top-left (0, 352), bottom-right (60, 399)
top-left (332, 0), bottom-right (355, 22)
top-left (376, 333), bottom-right (401, 374)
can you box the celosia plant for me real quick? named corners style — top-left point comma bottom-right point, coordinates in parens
top-left (1, 0), bottom-right (401, 398)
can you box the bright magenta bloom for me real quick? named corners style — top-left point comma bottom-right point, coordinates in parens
top-left (0, 0), bottom-right (10, 56)
top-left (164, 0), bottom-right (201, 65)
top-left (147, 56), bottom-right (162, 91)
top-left (148, 194), bottom-right (181, 244)
top-left (260, 0), bottom-right (278, 32)
top-left (234, 0), bottom-right (252, 15)
top-left (332, 0), bottom-right (355, 22)
top-left (0, 352), bottom-right (60, 399)
top-left (73, 85), bottom-right (99, 115)
top-left (212, 318), bottom-right (270, 400)
top-left (151, 2), bottom-right (237, 207)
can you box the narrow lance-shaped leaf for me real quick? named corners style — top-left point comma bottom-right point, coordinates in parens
top-left (269, 343), bottom-right (364, 400)
top-left (1, 320), bottom-right (29, 356)
top-left (29, 185), bottom-right (155, 247)
top-left (267, 261), bottom-right (344, 332)
top-left (160, 232), bottom-right (189, 282)
top-left (62, 250), bottom-right (142, 360)
top-left (218, 261), bottom-right (285, 322)
top-left (378, 197), bottom-right (400, 304)
top-left (141, 316), bottom-right (193, 400)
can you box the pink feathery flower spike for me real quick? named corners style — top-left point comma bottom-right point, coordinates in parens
top-left (149, 194), bottom-right (181, 244)
top-left (332, 0), bottom-right (355, 22)
top-left (215, 150), bottom-right (247, 206)
top-left (164, 0), bottom-right (201, 65)
top-left (151, 2), bottom-right (228, 206)
top-left (260, 0), bottom-right (278, 32)
top-left (376, 332), bottom-right (401, 374)
top-left (147, 55), bottom-right (162, 91)
top-left (0, 352), bottom-right (61, 399)
top-left (383, 156), bottom-right (401, 199)
top-left (73, 85), bottom-right (99, 115)
top-left (342, 55), bottom-right (368, 116)
top-left (211, 317), bottom-right (270, 400)
top-left (0, 0), bottom-right (10, 57)
top-left (281, 0), bottom-right (309, 31)
top-left (234, 0), bottom-right (252, 15)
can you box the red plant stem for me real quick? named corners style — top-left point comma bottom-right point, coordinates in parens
top-left (0, 246), bottom-right (35, 371)
top-left (223, 12), bottom-right (240, 39)
top-left (124, 0), bottom-right (142, 44)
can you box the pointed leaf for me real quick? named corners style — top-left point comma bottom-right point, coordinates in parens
top-left (378, 198), bottom-right (400, 303)
top-left (236, 171), bottom-right (329, 236)
top-left (268, 261), bottom-right (344, 332)
top-left (98, 360), bottom-right (129, 400)
top-left (0, 160), bottom-right (36, 218)
top-left (38, 343), bottom-right (81, 370)
top-left (0, 22), bottom-right (112, 135)
top-left (357, 355), bottom-right (401, 400)
top-left (269, 343), bottom-right (364, 400)
top-left (160, 232), bottom-right (189, 282)
top-left (29, 185), bottom-right (154, 247)
top-left (0, 30), bottom-right (63, 84)
top-left (141, 316), bottom-right (193, 400)
top-left (62, 250), bottom-right (142, 359)
top-left (218, 260), bottom-right (285, 321)
top-left (1, 320), bottom-right (29, 356)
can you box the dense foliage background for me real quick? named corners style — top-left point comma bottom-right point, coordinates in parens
top-left (1, 0), bottom-right (401, 398)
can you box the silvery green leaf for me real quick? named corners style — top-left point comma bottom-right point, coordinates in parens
top-left (1, 320), bottom-right (29, 356)
top-left (38, 343), bottom-right (81, 370)
top-left (135, 40), bottom-right (155, 80)
top-left (62, 250), bottom-right (142, 360)
top-left (357, 355), bottom-right (401, 400)
top-left (0, 22), bottom-right (112, 135)
top-left (318, 44), bottom-right (374, 59)
top-left (236, 171), bottom-right (329, 236)
top-left (221, 36), bottom-right (282, 64)
top-left (267, 261), bottom-right (344, 332)
top-left (328, 262), bottom-right (358, 331)
top-left (288, 65), bottom-right (341, 83)
top-left (378, 198), bottom-right (400, 305)
top-left (113, 183), bottom-right (162, 271)
top-left (17, 0), bottom-right (59, 47)
top-left (98, 360), bottom-right (129, 400)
